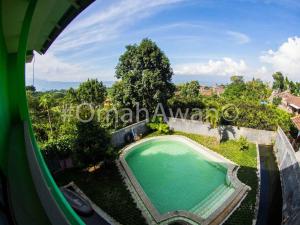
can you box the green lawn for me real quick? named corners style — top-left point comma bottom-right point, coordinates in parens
top-left (55, 131), bottom-right (257, 225)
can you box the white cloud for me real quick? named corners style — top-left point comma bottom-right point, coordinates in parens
top-left (260, 36), bottom-right (300, 80)
top-left (227, 31), bottom-right (251, 44)
top-left (26, 52), bottom-right (93, 82)
top-left (174, 57), bottom-right (248, 76)
top-left (53, 0), bottom-right (184, 52)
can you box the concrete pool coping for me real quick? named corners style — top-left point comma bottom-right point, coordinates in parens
top-left (118, 135), bottom-right (251, 225)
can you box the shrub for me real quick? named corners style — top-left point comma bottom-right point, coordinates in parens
top-left (237, 136), bottom-right (250, 151)
top-left (147, 117), bottom-right (170, 134)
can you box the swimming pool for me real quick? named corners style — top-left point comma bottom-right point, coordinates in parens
top-left (118, 136), bottom-right (250, 224)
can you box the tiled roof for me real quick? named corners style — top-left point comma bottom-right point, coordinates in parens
top-left (292, 116), bottom-right (300, 130)
top-left (287, 95), bottom-right (300, 108)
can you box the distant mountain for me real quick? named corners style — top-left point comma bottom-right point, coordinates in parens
top-left (27, 75), bottom-right (234, 91)
top-left (26, 79), bottom-right (115, 91)
top-left (173, 75), bottom-right (231, 86)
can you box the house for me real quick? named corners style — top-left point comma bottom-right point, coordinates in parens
top-left (199, 86), bottom-right (213, 96)
top-left (276, 91), bottom-right (300, 114)
top-left (291, 116), bottom-right (300, 153)
top-left (292, 116), bottom-right (300, 135)
top-left (199, 85), bottom-right (225, 97)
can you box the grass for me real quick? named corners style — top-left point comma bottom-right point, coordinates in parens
top-left (55, 131), bottom-right (257, 225)
top-left (147, 131), bottom-right (258, 225)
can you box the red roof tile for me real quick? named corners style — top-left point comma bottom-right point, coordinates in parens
top-left (292, 116), bottom-right (300, 130)
top-left (287, 95), bottom-right (300, 108)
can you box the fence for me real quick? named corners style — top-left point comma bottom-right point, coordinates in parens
top-left (274, 127), bottom-right (300, 225)
top-left (111, 120), bottom-right (149, 147)
top-left (167, 118), bottom-right (276, 145)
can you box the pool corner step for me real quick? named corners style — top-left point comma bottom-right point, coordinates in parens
top-left (190, 185), bottom-right (235, 219)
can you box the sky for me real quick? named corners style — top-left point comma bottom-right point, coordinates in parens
top-left (26, 0), bottom-right (300, 86)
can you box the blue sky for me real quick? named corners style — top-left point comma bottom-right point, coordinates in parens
top-left (26, 0), bottom-right (300, 85)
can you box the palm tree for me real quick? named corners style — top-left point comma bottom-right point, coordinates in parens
top-left (206, 108), bottom-right (220, 129)
top-left (39, 94), bottom-right (53, 137)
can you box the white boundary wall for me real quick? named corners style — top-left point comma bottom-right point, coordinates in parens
top-left (167, 118), bottom-right (276, 145)
top-left (111, 120), bottom-right (149, 147)
top-left (274, 127), bottom-right (300, 225)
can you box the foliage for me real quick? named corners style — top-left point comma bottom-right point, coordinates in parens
top-left (167, 95), bottom-right (205, 119)
top-left (177, 80), bottom-right (200, 99)
top-left (223, 76), bottom-right (271, 102)
top-left (26, 79), bottom-right (112, 166)
top-left (54, 165), bottom-right (147, 225)
top-left (114, 38), bottom-right (175, 113)
top-left (43, 135), bottom-right (75, 159)
top-left (225, 99), bottom-right (292, 131)
top-left (237, 136), bottom-right (250, 151)
top-left (272, 71), bottom-right (300, 96)
top-left (26, 85), bottom-right (36, 92)
top-left (206, 108), bottom-right (220, 128)
top-left (272, 97), bottom-right (282, 106)
top-left (77, 79), bottom-right (107, 106)
top-left (272, 72), bottom-right (286, 91)
top-left (147, 117), bottom-right (170, 134)
top-left (223, 76), bottom-right (246, 100)
top-left (75, 117), bottom-right (111, 166)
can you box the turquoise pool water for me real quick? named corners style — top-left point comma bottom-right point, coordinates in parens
top-left (125, 138), bottom-right (231, 215)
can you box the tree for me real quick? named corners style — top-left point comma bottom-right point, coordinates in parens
top-left (223, 77), bottom-right (271, 102)
top-left (26, 85), bottom-right (36, 92)
top-left (272, 72), bottom-right (286, 91)
top-left (206, 108), bottom-right (220, 128)
top-left (223, 75), bottom-right (246, 99)
top-left (77, 79), bottom-right (107, 106)
top-left (114, 38), bottom-right (175, 114)
top-left (39, 93), bottom-right (54, 136)
top-left (244, 78), bottom-right (272, 101)
top-left (75, 118), bottom-right (111, 166)
top-left (179, 81), bottom-right (200, 99)
top-left (273, 97), bottom-right (282, 106)
top-left (230, 75), bottom-right (244, 84)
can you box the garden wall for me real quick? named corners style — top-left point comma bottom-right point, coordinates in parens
top-left (111, 120), bottom-right (149, 147)
top-left (167, 118), bottom-right (276, 145)
top-left (274, 127), bottom-right (300, 225)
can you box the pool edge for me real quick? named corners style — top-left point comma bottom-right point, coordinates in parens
top-left (118, 135), bottom-right (251, 225)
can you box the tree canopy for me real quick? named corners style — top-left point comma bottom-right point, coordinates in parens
top-left (178, 80), bottom-right (201, 99)
top-left (77, 79), bottom-right (107, 106)
top-left (114, 38), bottom-right (175, 113)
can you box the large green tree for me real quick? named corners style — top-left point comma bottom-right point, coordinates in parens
top-left (223, 75), bottom-right (246, 99)
top-left (178, 80), bottom-right (200, 99)
top-left (272, 72), bottom-right (286, 91)
top-left (77, 79), bottom-right (107, 106)
top-left (114, 38), bottom-right (175, 114)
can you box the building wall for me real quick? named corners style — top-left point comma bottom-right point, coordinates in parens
top-left (274, 128), bottom-right (300, 225)
top-left (167, 118), bottom-right (276, 145)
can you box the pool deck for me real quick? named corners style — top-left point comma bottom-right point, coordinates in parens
top-left (117, 135), bottom-right (251, 225)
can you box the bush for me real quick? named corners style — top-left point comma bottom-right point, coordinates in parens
top-left (42, 135), bottom-right (74, 159)
top-left (272, 97), bottom-right (282, 106)
top-left (237, 136), bottom-right (250, 151)
top-left (147, 117), bottom-right (170, 134)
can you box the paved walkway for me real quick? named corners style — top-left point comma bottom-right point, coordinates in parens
top-left (256, 145), bottom-right (282, 225)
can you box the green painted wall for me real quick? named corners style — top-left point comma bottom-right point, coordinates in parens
top-left (0, 5), bottom-right (10, 172)
top-left (0, 1), bottom-right (86, 224)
